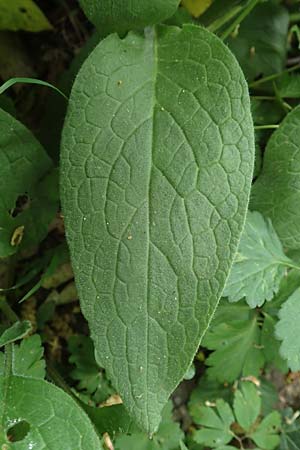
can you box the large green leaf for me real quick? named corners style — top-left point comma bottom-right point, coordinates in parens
top-left (0, 110), bottom-right (58, 257)
top-left (61, 24), bottom-right (254, 432)
top-left (276, 287), bottom-right (300, 371)
top-left (251, 105), bottom-right (300, 249)
top-left (79, 0), bottom-right (180, 36)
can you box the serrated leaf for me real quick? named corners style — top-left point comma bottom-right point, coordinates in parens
top-left (251, 105), bottom-right (300, 249)
top-left (0, 0), bottom-right (52, 32)
top-left (182, 0), bottom-right (212, 18)
top-left (192, 400), bottom-right (234, 447)
top-left (79, 0), bottom-right (180, 36)
top-left (233, 381), bottom-right (261, 432)
top-left (0, 110), bottom-right (58, 257)
top-left (12, 334), bottom-right (46, 379)
top-left (261, 314), bottom-right (288, 372)
top-left (224, 211), bottom-right (292, 308)
top-left (0, 320), bottom-right (32, 347)
top-left (61, 24), bottom-right (254, 432)
top-left (203, 308), bottom-right (264, 382)
top-left (228, 3), bottom-right (289, 81)
top-left (250, 411), bottom-right (281, 450)
top-left (276, 287), bottom-right (300, 371)
top-left (68, 334), bottom-right (115, 403)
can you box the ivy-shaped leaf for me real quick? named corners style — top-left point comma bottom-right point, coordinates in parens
top-left (0, 0), bottom-right (52, 32)
top-left (224, 211), bottom-right (292, 308)
top-left (251, 105), bottom-right (300, 250)
top-left (79, 0), bottom-right (180, 36)
top-left (276, 287), bottom-right (300, 371)
top-left (0, 110), bottom-right (58, 257)
top-left (61, 24), bottom-right (254, 431)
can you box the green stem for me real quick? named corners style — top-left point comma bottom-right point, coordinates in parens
top-left (251, 95), bottom-right (276, 100)
top-left (220, 0), bottom-right (261, 40)
top-left (207, 5), bottom-right (243, 33)
top-left (0, 296), bottom-right (19, 323)
top-left (282, 261), bottom-right (300, 272)
top-left (249, 63), bottom-right (300, 88)
top-left (254, 125), bottom-right (279, 130)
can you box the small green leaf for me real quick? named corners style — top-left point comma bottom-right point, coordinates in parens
top-left (189, 376), bottom-right (232, 422)
top-left (0, 320), bottom-right (32, 347)
top-left (228, 3), bottom-right (289, 81)
top-left (276, 73), bottom-right (300, 98)
top-left (203, 307), bottom-right (264, 382)
top-left (224, 211), bottom-right (292, 308)
top-left (276, 287), bottom-right (300, 371)
top-left (233, 381), bottom-right (261, 432)
top-left (280, 415), bottom-right (300, 450)
top-left (12, 334), bottom-right (46, 379)
top-left (79, 0), bottom-right (180, 35)
top-left (261, 313), bottom-right (288, 372)
top-left (251, 105), bottom-right (300, 249)
top-left (0, 110), bottom-right (58, 257)
top-left (192, 400), bottom-right (234, 447)
top-left (61, 24), bottom-right (254, 432)
top-left (68, 335), bottom-right (115, 403)
top-left (0, 0), bottom-right (52, 32)
top-left (250, 411), bottom-right (281, 450)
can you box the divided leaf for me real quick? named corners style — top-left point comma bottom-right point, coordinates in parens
top-left (191, 382), bottom-right (280, 450)
top-left (251, 411), bottom-right (281, 450)
top-left (79, 0), bottom-right (180, 36)
top-left (233, 381), bottom-right (260, 432)
top-left (12, 334), bottom-right (46, 379)
top-left (193, 399), bottom-right (234, 447)
top-left (203, 301), bottom-right (264, 382)
top-left (276, 287), bottom-right (300, 371)
top-left (61, 24), bottom-right (254, 431)
top-left (0, 110), bottom-right (58, 257)
top-left (251, 105), bottom-right (300, 249)
top-left (224, 211), bottom-right (291, 308)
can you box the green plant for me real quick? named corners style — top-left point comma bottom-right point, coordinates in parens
top-left (1, 1), bottom-right (300, 449)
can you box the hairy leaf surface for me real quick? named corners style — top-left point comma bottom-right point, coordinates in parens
top-left (251, 106), bottom-right (300, 249)
top-left (61, 24), bottom-right (254, 431)
top-left (79, 0), bottom-right (180, 36)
